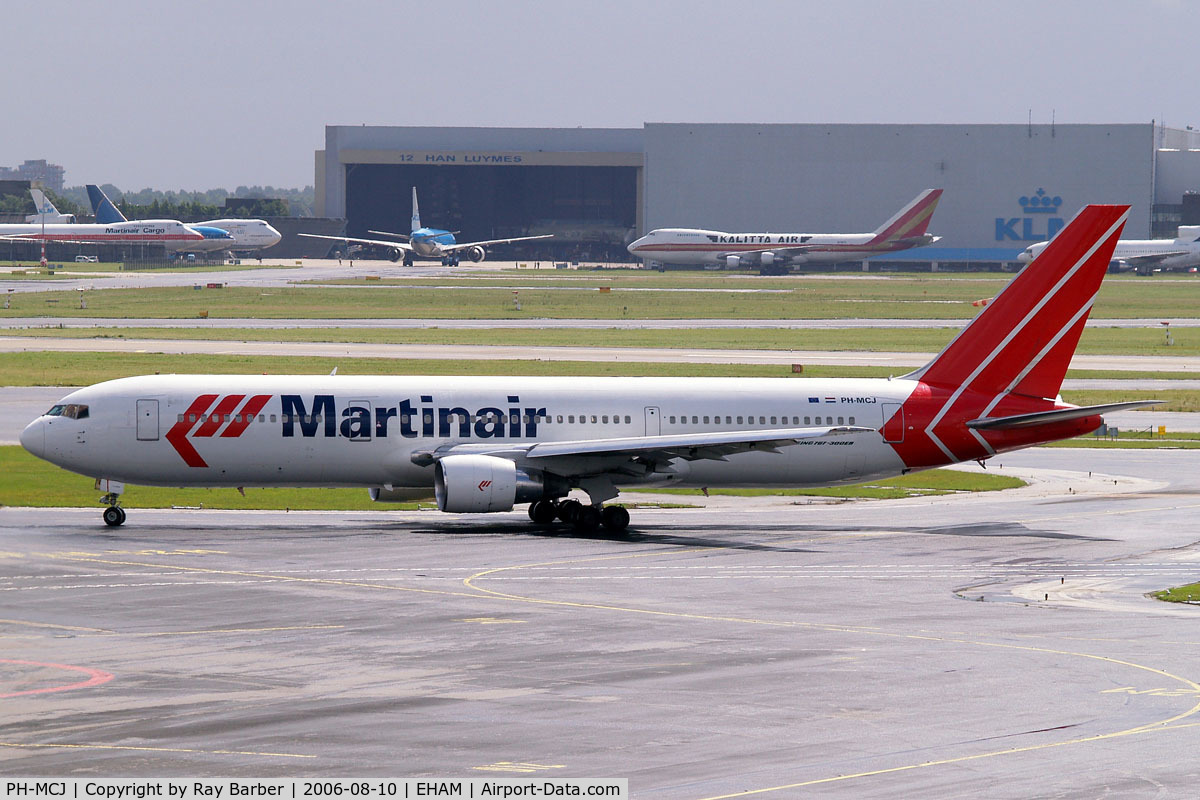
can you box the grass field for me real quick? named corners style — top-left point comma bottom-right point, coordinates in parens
top-left (0, 261), bottom-right (300, 276)
top-left (0, 448), bottom-right (1025, 510)
top-left (631, 469), bottom-right (1026, 500)
top-left (1151, 583), bottom-right (1200, 603)
top-left (4, 270), bottom-right (1200, 319)
top-left (0, 351), bottom-right (916, 386)
top-left (2, 324), bottom-right (1198, 359)
top-left (5, 353), bottom-right (1199, 411)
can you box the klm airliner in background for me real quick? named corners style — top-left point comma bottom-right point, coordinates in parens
top-left (88, 185), bottom-right (281, 254)
top-left (299, 187), bottom-right (553, 266)
top-left (27, 189), bottom-right (75, 223)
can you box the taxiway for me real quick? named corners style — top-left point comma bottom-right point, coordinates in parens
top-left (2, 449), bottom-right (1200, 797)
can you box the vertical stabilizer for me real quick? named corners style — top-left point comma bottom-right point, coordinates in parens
top-left (411, 187), bottom-right (421, 233)
top-left (30, 189), bottom-right (56, 216)
top-left (87, 185), bottom-right (128, 224)
top-left (868, 189), bottom-right (943, 243)
top-left (906, 204), bottom-right (1128, 400)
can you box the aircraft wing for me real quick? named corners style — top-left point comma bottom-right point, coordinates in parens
top-left (0, 233), bottom-right (107, 244)
top-left (441, 234), bottom-right (555, 252)
top-left (412, 425), bottom-right (871, 472)
top-left (1120, 251), bottom-right (1190, 268)
top-left (297, 233), bottom-right (412, 252)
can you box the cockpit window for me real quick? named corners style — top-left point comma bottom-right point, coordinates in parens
top-left (48, 403), bottom-right (89, 419)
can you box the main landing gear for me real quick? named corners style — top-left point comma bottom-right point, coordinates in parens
top-left (527, 499), bottom-right (630, 535)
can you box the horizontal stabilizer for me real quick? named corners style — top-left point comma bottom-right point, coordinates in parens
top-left (367, 229), bottom-right (411, 241)
top-left (966, 400), bottom-right (1163, 431)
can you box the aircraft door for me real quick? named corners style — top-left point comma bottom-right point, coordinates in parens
top-left (881, 403), bottom-right (904, 443)
top-left (644, 406), bottom-right (661, 436)
top-left (136, 399), bottom-right (159, 441)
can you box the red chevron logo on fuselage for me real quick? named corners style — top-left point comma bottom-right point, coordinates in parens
top-left (165, 394), bottom-right (273, 467)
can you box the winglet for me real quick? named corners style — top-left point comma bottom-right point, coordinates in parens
top-left (869, 189), bottom-right (943, 243)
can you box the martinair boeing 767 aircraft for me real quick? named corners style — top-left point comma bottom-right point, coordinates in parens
top-left (627, 189), bottom-right (943, 274)
top-left (21, 205), bottom-right (1153, 533)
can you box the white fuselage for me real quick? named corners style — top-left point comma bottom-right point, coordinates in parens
top-left (0, 220), bottom-right (205, 252)
top-left (197, 219), bottom-right (282, 251)
top-left (21, 375), bottom-right (916, 492)
top-left (629, 228), bottom-right (886, 267)
top-left (1020, 235), bottom-right (1200, 272)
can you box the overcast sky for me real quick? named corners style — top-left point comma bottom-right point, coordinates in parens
top-left (6, 0), bottom-right (1196, 191)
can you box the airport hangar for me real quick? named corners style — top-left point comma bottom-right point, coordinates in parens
top-left (316, 122), bottom-right (1200, 268)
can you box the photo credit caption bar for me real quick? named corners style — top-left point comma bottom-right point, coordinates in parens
top-left (0, 781), bottom-right (628, 800)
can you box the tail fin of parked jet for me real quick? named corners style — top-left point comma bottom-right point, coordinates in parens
top-left (906, 204), bottom-right (1128, 401)
top-left (411, 187), bottom-right (421, 233)
top-left (867, 189), bottom-right (943, 244)
top-left (87, 185), bottom-right (128, 224)
top-left (30, 189), bottom-right (56, 216)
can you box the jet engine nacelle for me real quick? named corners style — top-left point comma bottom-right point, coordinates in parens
top-left (389, 248), bottom-right (404, 262)
top-left (368, 487), bottom-right (435, 503)
top-left (724, 255), bottom-right (741, 269)
top-left (465, 245), bottom-right (486, 263)
top-left (434, 454), bottom-right (546, 513)
top-left (759, 251), bottom-right (775, 266)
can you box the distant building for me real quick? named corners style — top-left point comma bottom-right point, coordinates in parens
top-left (317, 122), bottom-right (1200, 268)
top-left (0, 160), bottom-right (65, 192)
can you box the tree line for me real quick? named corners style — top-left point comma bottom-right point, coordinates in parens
top-left (0, 185), bottom-right (315, 220)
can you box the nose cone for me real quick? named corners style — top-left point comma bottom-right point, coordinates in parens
top-left (627, 235), bottom-right (648, 255)
top-left (266, 225), bottom-right (282, 246)
top-left (20, 419), bottom-right (44, 459)
top-left (1017, 251), bottom-right (1033, 264)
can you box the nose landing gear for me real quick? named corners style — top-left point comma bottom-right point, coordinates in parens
top-left (102, 504), bottom-right (126, 527)
top-left (97, 479), bottom-right (126, 527)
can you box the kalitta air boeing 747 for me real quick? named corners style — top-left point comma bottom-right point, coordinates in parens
top-left (21, 205), bottom-right (1154, 533)
top-left (627, 189), bottom-right (942, 274)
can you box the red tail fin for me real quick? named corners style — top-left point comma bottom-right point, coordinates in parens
top-left (868, 189), bottom-right (943, 243)
top-left (907, 204), bottom-right (1128, 400)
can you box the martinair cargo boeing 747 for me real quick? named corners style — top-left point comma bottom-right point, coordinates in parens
top-left (21, 205), bottom-right (1154, 533)
top-left (628, 189), bottom-right (943, 274)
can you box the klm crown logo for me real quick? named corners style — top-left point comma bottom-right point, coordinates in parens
top-left (1019, 188), bottom-right (1063, 215)
top-left (996, 187), bottom-right (1065, 242)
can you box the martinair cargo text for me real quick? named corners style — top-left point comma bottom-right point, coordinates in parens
top-left (1019, 224), bottom-right (1200, 274)
top-left (299, 187), bottom-right (552, 266)
top-left (628, 189), bottom-right (942, 274)
top-left (21, 205), bottom-right (1154, 533)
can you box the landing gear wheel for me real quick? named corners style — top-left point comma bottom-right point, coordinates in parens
top-left (529, 500), bottom-right (558, 524)
top-left (600, 505), bottom-right (630, 534)
top-left (557, 499), bottom-right (583, 524)
top-left (573, 505), bottom-right (601, 534)
top-left (103, 506), bottom-right (125, 527)
top-left (403, 256), bottom-right (413, 267)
